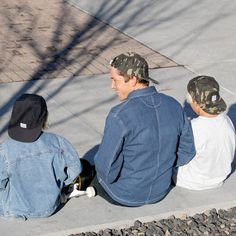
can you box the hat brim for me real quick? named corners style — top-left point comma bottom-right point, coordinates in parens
top-left (8, 123), bottom-right (43, 142)
top-left (201, 97), bottom-right (227, 115)
top-left (143, 77), bottom-right (159, 85)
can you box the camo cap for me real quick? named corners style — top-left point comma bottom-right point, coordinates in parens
top-left (187, 75), bottom-right (226, 115)
top-left (110, 52), bottom-right (158, 84)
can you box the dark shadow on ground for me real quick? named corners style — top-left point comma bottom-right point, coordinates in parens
top-left (1, 0), bottom-right (230, 139)
top-left (82, 144), bottom-right (100, 165)
top-left (227, 103), bottom-right (236, 174)
top-left (52, 144), bottom-right (100, 215)
top-left (228, 103), bottom-right (236, 130)
top-left (76, 0), bottom-right (236, 65)
top-left (231, 151), bottom-right (236, 174)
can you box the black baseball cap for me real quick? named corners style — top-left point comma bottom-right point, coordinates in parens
top-left (8, 93), bottom-right (48, 142)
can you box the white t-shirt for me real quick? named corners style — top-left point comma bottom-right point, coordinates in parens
top-left (175, 113), bottom-right (236, 190)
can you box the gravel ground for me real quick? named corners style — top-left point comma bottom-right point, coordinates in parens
top-left (69, 207), bottom-right (236, 236)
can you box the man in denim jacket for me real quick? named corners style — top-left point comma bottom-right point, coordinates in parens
top-left (0, 94), bottom-right (82, 219)
top-left (94, 52), bottom-right (196, 206)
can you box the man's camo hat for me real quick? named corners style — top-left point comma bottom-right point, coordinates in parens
top-left (110, 52), bottom-right (158, 84)
top-left (187, 75), bottom-right (226, 115)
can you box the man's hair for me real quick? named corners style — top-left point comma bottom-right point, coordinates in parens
top-left (118, 70), bottom-right (149, 86)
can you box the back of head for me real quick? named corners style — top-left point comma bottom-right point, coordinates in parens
top-left (110, 52), bottom-right (158, 85)
top-left (187, 75), bottom-right (226, 115)
top-left (8, 93), bottom-right (48, 142)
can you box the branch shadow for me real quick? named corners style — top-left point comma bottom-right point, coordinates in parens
top-left (1, 0), bottom-right (232, 138)
top-left (80, 0), bottom-right (236, 65)
top-left (0, 0), bottom-right (151, 137)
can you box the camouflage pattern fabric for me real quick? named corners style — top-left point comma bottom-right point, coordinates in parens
top-left (187, 75), bottom-right (226, 115)
top-left (110, 52), bottom-right (159, 84)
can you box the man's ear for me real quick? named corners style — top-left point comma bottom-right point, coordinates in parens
top-left (130, 76), bottom-right (138, 87)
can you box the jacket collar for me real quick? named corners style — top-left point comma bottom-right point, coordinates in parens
top-left (128, 86), bottom-right (157, 99)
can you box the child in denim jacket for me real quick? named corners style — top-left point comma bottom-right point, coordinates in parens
top-left (0, 93), bottom-right (93, 219)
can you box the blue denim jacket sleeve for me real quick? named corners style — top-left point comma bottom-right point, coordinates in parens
top-left (59, 137), bottom-right (82, 185)
top-left (0, 147), bottom-right (9, 190)
top-left (95, 111), bottom-right (126, 184)
top-left (176, 112), bottom-right (196, 167)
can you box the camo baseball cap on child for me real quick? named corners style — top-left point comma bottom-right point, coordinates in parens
top-left (110, 52), bottom-right (158, 84)
top-left (187, 75), bottom-right (226, 115)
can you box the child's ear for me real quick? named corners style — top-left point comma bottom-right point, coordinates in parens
top-left (192, 100), bottom-right (201, 115)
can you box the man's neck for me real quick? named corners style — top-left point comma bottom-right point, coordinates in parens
top-left (134, 83), bottom-right (148, 91)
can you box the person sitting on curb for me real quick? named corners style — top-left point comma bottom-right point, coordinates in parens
top-left (92, 52), bottom-right (196, 207)
top-left (0, 93), bottom-right (94, 220)
top-left (174, 75), bottom-right (236, 190)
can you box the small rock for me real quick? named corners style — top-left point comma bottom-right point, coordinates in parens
top-left (203, 232), bottom-right (209, 236)
top-left (103, 229), bottom-right (112, 236)
top-left (131, 230), bottom-right (138, 236)
top-left (224, 230), bottom-right (230, 235)
top-left (146, 229), bottom-right (155, 236)
top-left (209, 209), bottom-right (218, 218)
top-left (134, 220), bottom-right (142, 228)
top-left (204, 210), bottom-right (211, 216)
top-left (188, 220), bottom-right (198, 229)
top-left (167, 215), bottom-right (175, 220)
top-left (164, 229), bottom-right (171, 236)
top-left (220, 224), bottom-right (226, 229)
top-left (180, 213), bottom-right (188, 220)
top-left (193, 213), bottom-right (204, 222)
top-left (137, 232), bottom-right (145, 236)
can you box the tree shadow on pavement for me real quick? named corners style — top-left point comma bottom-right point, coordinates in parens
top-left (0, 0), bottom-right (159, 138)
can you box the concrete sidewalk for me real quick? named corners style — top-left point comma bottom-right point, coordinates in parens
top-left (72, 0), bottom-right (236, 104)
top-left (0, 68), bottom-right (235, 236)
top-left (0, 0), bottom-right (236, 235)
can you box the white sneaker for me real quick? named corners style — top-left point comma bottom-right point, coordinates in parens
top-left (67, 184), bottom-right (96, 199)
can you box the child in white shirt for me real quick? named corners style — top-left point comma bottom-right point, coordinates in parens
top-left (175, 75), bottom-right (236, 190)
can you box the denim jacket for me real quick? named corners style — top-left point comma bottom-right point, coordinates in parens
top-left (0, 132), bottom-right (81, 219)
top-left (95, 86), bottom-right (195, 206)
